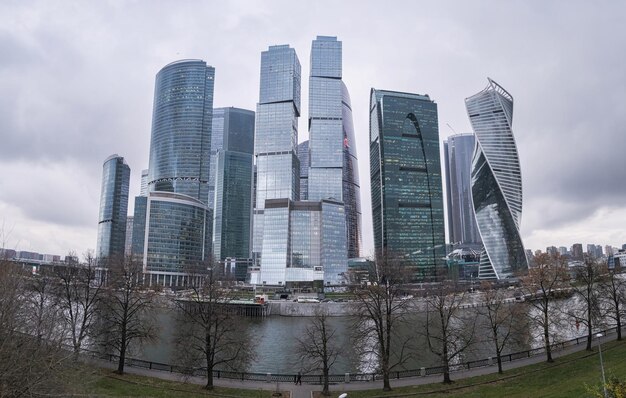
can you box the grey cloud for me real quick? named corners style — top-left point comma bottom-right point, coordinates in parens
top-left (1, 0), bottom-right (625, 255)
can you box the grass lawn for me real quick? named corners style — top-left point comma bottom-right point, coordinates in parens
top-left (324, 340), bottom-right (626, 397)
top-left (83, 370), bottom-right (284, 397)
top-left (83, 340), bottom-right (626, 397)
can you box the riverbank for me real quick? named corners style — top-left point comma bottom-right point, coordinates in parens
top-left (87, 330), bottom-right (624, 398)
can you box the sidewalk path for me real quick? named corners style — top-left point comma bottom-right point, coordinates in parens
top-left (93, 333), bottom-right (615, 398)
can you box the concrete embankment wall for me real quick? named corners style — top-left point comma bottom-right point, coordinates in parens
top-left (268, 301), bottom-right (357, 317)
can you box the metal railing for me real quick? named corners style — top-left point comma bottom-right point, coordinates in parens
top-left (85, 325), bottom-right (620, 384)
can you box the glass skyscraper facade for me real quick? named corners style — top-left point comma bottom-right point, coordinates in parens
top-left (130, 60), bottom-right (214, 284)
top-left (444, 134), bottom-right (481, 245)
top-left (132, 192), bottom-right (211, 286)
top-left (212, 107), bottom-right (255, 261)
top-left (307, 36), bottom-right (361, 259)
top-left (251, 199), bottom-right (346, 286)
top-left (140, 169), bottom-right (149, 197)
top-left (96, 154), bottom-right (130, 260)
top-left (341, 81), bottom-right (362, 259)
top-left (147, 60), bottom-right (214, 202)
top-left (251, 38), bottom-right (357, 285)
top-left (369, 89), bottom-right (446, 280)
top-left (253, 45), bottom-right (301, 261)
top-left (297, 140), bottom-right (309, 200)
top-left (466, 78), bottom-right (528, 279)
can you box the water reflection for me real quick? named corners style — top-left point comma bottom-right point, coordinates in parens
top-left (139, 298), bottom-right (592, 374)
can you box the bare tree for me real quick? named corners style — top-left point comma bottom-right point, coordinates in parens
top-left (424, 278), bottom-right (477, 384)
top-left (600, 265), bottom-right (626, 340)
top-left (97, 255), bottom-right (157, 374)
top-left (55, 250), bottom-right (104, 355)
top-left (351, 252), bottom-right (412, 392)
top-left (569, 255), bottom-right (606, 350)
top-left (173, 262), bottom-right (253, 390)
top-left (296, 309), bottom-right (341, 396)
top-left (478, 281), bottom-right (525, 374)
top-left (519, 253), bottom-right (569, 362)
top-left (0, 260), bottom-right (82, 397)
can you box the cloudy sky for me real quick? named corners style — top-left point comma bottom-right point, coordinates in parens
top-left (1, 0), bottom-right (624, 256)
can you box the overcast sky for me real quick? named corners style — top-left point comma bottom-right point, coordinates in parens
top-left (1, 0), bottom-right (625, 256)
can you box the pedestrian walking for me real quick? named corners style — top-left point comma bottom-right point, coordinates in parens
top-left (296, 371), bottom-right (302, 385)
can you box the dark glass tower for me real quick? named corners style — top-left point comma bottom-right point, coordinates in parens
top-left (369, 89), bottom-right (445, 280)
top-left (444, 134), bottom-right (481, 245)
top-left (96, 154), bottom-right (130, 260)
top-left (212, 107), bottom-right (255, 261)
top-left (466, 78), bottom-right (528, 279)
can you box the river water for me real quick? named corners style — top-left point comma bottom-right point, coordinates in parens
top-left (136, 295), bottom-right (595, 374)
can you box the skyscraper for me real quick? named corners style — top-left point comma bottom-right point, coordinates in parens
top-left (140, 169), bottom-right (149, 196)
top-left (251, 40), bottom-right (351, 286)
top-left (253, 45), bottom-right (301, 262)
top-left (297, 140), bottom-right (309, 200)
top-left (147, 60), bottom-right (214, 202)
top-left (369, 89), bottom-right (446, 280)
top-left (307, 36), bottom-right (362, 258)
top-left (572, 243), bottom-right (583, 259)
top-left (124, 216), bottom-right (134, 256)
top-left (444, 134), bottom-right (481, 246)
top-left (212, 107), bottom-right (255, 261)
top-left (466, 78), bottom-right (528, 279)
top-left (96, 154), bottom-right (130, 260)
top-left (132, 60), bottom-right (215, 286)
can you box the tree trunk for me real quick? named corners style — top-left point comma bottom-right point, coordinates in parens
top-left (586, 303), bottom-right (593, 351)
top-left (205, 365), bottom-right (214, 390)
top-left (496, 352), bottom-right (503, 374)
top-left (382, 368), bottom-right (391, 391)
top-left (322, 367), bottom-right (329, 396)
top-left (443, 361), bottom-right (451, 384)
top-left (117, 342), bottom-right (126, 374)
top-left (543, 311), bottom-right (554, 362)
top-left (617, 312), bottom-right (622, 341)
top-left (117, 319), bottom-right (128, 374)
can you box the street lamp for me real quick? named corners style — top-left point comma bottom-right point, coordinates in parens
top-left (596, 333), bottom-right (607, 398)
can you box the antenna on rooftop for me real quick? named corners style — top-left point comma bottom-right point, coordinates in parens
top-left (446, 123), bottom-right (458, 135)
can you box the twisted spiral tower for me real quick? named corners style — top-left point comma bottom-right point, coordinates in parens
top-left (466, 78), bottom-right (528, 279)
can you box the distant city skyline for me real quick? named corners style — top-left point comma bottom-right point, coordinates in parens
top-left (1, 1), bottom-right (625, 257)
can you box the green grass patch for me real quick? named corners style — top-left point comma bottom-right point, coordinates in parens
top-left (84, 369), bottom-right (278, 397)
top-left (326, 340), bottom-right (626, 397)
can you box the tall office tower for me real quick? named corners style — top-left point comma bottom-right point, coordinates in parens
top-left (297, 140), bottom-right (309, 200)
top-left (212, 107), bottom-right (255, 261)
top-left (308, 36), bottom-right (362, 259)
top-left (466, 78), bottom-right (527, 279)
top-left (587, 244), bottom-right (603, 258)
top-left (96, 154), bottom-right (130, 260)
top-left (546, 246), bottom-right (558, 256)
top-left (605, 245), bottom-right (614, 257)
top-left (558, 246), bottom-right (568, 256)
top-left (124, 216), bottom-right (134, 256)
top-left (140, 169), bottom-right (149, 196)
top-left (572, 243), bottom-right (583, 259)
top-left (132, 60), bottom-right (214, 286)
top-left (369, 89), bottom-right (446, 280)
top-left (444, 133), bottom-right (481, 245)
top-left (208, 108), bottom-right (225, 211)
top-left (253, 45), bottom-right (301, 262)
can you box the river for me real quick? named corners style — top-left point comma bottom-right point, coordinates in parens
top-left (135, 295), bottom-right (594, 374)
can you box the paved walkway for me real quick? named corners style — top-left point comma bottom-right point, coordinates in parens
top-left (94, 333), bottom-right (616, 398)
